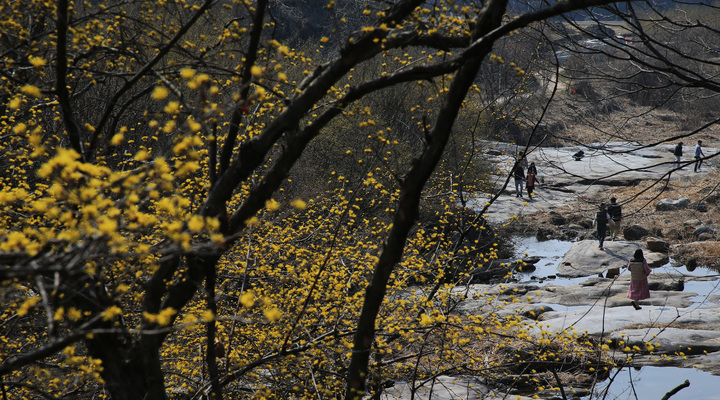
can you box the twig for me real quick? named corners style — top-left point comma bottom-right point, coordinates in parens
top-left (661, 379), bottom-right (690, 400)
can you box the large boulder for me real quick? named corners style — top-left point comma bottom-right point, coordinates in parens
top-left (548, 211), bottom-right (566, 226)
top-left (656, 197), bottom-right (691, 211)
top-left (693, 226), bottom-right (716, 237)
top-left (645, 237), bottom-right (669, 253)
top-left (623, 225), bottom-right (649, 240)
top-left (557, 240), bottom-right (667, 278)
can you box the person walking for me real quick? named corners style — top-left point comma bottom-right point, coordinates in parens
top-left (526, 170), bottom-right (539, 200)
top-left (512, 163), bottom-right (525, 198)
top-left (527, 161), bottom-right (537, 175)
top-left (694, 140), bottom-right (705, 172)
top-left (593, 203), bottom-right (611, 250)
top-left (674, 142), bottom-right (683, 168)
top-left (607, 197), bottom-right (622, 241)
top-left (627, 249), bottom-right (651, 310)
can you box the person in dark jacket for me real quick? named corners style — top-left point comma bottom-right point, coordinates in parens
top-left (593, 203), bottom-right (611, 250)
top-left (512, 163), bottom-right (525, 198)
top-left (607, 197), bottom-right (622, 241)
top-left (527, 161), bottom-right (538, 175)
top-left (674, 142), bottom-right (683, 168)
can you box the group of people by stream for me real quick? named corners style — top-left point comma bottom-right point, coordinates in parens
top-left (510, 151), bottom-right (655, 311)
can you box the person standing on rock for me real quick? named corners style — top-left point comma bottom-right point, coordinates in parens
top-left (694, 140), bottom-right (705, 172)
top-left (593, 203), bottom-right (611, 250)
top-left (607, 197), bottom-right (622, 241)
top-left (512, 163), bottom-right (525, 198)
top-left (627, 249), bottom-right (651, 310)
top-left (674, 142), bottom-right (683, 168)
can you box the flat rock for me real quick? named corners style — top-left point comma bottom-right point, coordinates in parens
top-left (535, 305), bottom-right (720, 338)
top-left (611, 327), bottom-right (720, 355)
top-left (557, 240), bottom-right (668, 277)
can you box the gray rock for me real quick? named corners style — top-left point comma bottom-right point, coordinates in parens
top-left (666, 228), bottom-right (683, 239)
top-left (690, 201), bottom-right (708, 212)
top-left (522, 256), bottom-right (541, 265)
top-left (706, 193), bottom-right (720, 205)
top-left (612, 327), bottom-right (720, 355)
top-left (656, 197), bottom-right (691, 211)
top-left (698, 232), bottom-right (715, 241)
top-left (693, 226), bottom-right (715, 237)
top-left (649, 280), bottom-right (684, 291)
top-left (605, 267), bottom-right (621, 279)
top-left (684, 219), bottom-right (702, 227)
top-left (536, 227), bottom-right (552, 241)
top-left (645, 237), bottom-right (669, 253)
top-left (624, 225), bottom-right (649, 240)
top-left (557, 240), bottom-right (666, 277)
top-left (549, 212), bottom-right (566, 226)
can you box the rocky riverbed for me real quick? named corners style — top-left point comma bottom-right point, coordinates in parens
top-left (383, 237), bottom-right (720, 400)
top-left (382, 141), bottom-right (720, 399)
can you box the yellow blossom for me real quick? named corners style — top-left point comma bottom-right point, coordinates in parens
top-left (240, 291), bottom-right (255, 307)
top-left (110, 133), bottom-right (124, 146)
top-left (187, 215), bottom-right (205, 232)
top-left (265, 199), bottom-right (280, 212)
top-left (17, 296), bottom-right (39, 316)
top-left (152, 86), bottom-right (169, 100)
top-left (101, 306), bottom-right (123, 321)
top-left (290, 198), bottom-right (307, 210)
top-left (29, 56), bottom-right (47, 67)
top-left (13, 123), bottom-right (27, 134)
top-left (67, 307), bottom-right (83, 321)
top-left (21, 85), bottom-right (42, 97)
top-left (9, 97), bottom-right (21, 109)
top-left (264, 307), bottom-right (282, 322)
top-left (180, 67), bottom-right (196, 79)
top-left (164, 101), bottom-right (180, 114)
top-left (156, 307), bottom-right (177, 326)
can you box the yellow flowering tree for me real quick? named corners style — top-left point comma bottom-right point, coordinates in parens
top-left (0, 0), bottom-right (660, 400)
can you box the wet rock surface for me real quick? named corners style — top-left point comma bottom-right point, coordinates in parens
top-left (458, 238), bottom-right (720, 377)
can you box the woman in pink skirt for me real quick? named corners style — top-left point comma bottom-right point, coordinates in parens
top-left (627, 249), bottom-right (651, 310)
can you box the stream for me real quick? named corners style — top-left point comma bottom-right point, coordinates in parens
top-left (512, 236), bottom-right (720, 399)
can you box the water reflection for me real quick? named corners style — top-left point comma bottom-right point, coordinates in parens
top-left (592, 366), bottom-right (720, 400)
top-left (508, 237), bottom-right (720, 399)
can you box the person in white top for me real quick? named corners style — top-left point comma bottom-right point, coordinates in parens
top-left (694, 140), bottom-right (705, 172)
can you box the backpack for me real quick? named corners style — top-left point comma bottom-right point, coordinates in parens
top-left (596, 210), bottom-right (608, 225)
top-left (674, 144), bottom-right (682, 156)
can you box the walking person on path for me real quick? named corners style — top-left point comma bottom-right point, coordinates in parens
top-left (674, 142), bottom-right (683, 168)
top-left (627, 249), bottom-right (651, 310)
top-left (607, 197), bottom-right (622, 241)
top-left (512, 163), bottom-right (525, 198)
top-left (527, 161), bottom-right (537, 175)
top-left (526, 171), bottom-right (539, 200)
top-left (593, 203), bottom-right (611, 250)
top-left (694, 140), bottom-right (705, 172)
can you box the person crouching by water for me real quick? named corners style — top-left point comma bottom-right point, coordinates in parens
top-left (627, 249), bottom-right (651, 310)
top-left (593, 203), bottom-right (610, 250)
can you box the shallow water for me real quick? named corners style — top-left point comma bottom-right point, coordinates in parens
top-left (592, 366), bottom-right (720, 400)
top-left (512, 236), bottom-right (720, 399)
